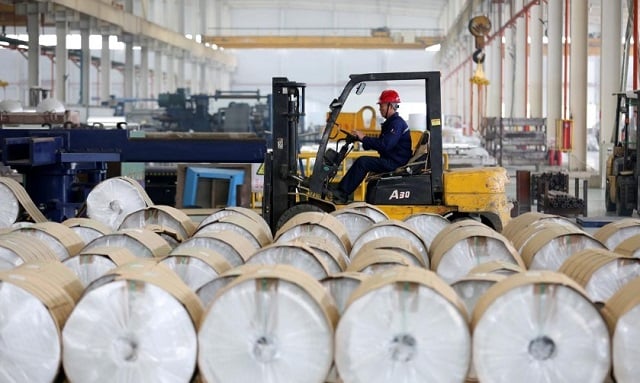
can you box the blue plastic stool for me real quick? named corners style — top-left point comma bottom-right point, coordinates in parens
top-left (183, 167), bottom-right (245, 207)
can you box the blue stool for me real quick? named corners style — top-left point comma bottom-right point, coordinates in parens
top-left (183, 167), bottom-right (245, 207)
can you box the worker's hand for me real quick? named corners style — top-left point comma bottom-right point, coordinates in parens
top-left (354, 130), bottom-right (365, 141)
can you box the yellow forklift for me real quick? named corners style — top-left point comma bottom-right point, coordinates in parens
top-left (262, 72), bottom-right (511, 232)
top-left (605, 91), bottom-right (639, 216)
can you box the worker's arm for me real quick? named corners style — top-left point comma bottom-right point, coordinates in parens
top-left (361, 119), bottom-right (407, 157)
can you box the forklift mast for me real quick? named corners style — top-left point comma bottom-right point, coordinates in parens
top-left (262, 77), bottom-right (306, 230)
top-left (308, 72), bottom-right (443, 199)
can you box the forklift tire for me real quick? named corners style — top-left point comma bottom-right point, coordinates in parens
top-left (616, 188), bottom-right (634, 217)
top-left (605, 182), bottom-right (616, 212)
top-left (275, 203), bottom-right (325, 233)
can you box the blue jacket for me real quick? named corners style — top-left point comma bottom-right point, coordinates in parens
top-left (361, 113), bottom-right (412, 167)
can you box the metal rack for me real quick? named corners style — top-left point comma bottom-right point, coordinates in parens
top-left (481, 117), bottom-right (547, 166)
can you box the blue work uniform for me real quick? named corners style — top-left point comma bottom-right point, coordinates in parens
top-left (337, 112), bottom-right (412, 195)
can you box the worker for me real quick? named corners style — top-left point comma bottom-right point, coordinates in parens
top-left (332, 89), bottom-right (412, 203)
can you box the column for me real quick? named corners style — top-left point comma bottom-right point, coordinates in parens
top-left (529, 2), bottom-right (543, 118)
top-left (598, 0), bottom-right (622, 185)
top-left (123, 35), bottom-right (134, 99)
top-left (569, 0), bottom-right (588, 171)
top-left (55, 20), bottom-right (68, 103)
top-left (101, 34), bottom-right (111, 104)
top-left (27, 10), bottom-right (39, 105)
top-left (140, 45), bottom-right (149, 101)
top-left (547, 0), bottom-right (563, 147)
top-left (80, 24), bottom-right (90, 105)
top-left (153, 48), bottom-right (163, 98)
top-left (513, 0), bottom-right (527, 117)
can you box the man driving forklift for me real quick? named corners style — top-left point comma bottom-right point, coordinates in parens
top-left (331, 89), bottom-right (413, 203)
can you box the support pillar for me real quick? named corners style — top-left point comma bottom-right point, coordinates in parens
top-left (513, 0), bottom-right (527, 117)
top-left (529, 2), bottom-right (543, 118)
top-left (569, 0), bottom-right (588, 171)
top-left (101, 34), bottom-right (111, 104)
top-left (123, 36), bottom-right (134, 99)
top-left (547, 0), bottom-right (563, 148)
top-left (55, 20), bottom-right (68, 103)
top-left (80, 24), bottom-right (90, 105)
top-left (27, 11), bottom-right (40, 106)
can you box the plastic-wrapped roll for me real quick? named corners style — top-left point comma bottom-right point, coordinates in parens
top-left (196, 264), bottom-right (264, 308)
top-left (160, 247), bottom-right (232, 292)
top-left (14, 221), bottom-right (84, 261)
top-left (520, 225), bottom-right (605, 270)
top-left (430, 224), bottom-right (524, 284)
top-left (351, 237), bottom-right (425, 267)
top-left (344, 201), bottom-right (389, 223)
top-left (403, 212), bottom-right (451, 252)
top-left (558, 248), bottom-right (640, 303)
top-left (346, 249), bottom-right (413, 274)
top-left (198, 264), bottom-right (338, 383)
top-left (0, 180), bottom-right (20, 228)
top-left (502, 212), bottom-right (577, 242)
top-left (594, 218), bottom-right (640, 250)
top-left (83, 228), bottom-right (172, 258)
top-left (197, 206), bottom-right (273, 243)
top-left (196, 214), bottom-right (271, 250)
top-left (335, 266), bottom-right (470, 383)
top-left (350, 220), bottom-right (428, 266)
top-left (174, 230), bottom-right (254, 267)
top-left (276, 211), bottom-right (351, 256)
top-left (118, 205), bottom-right (197, 242)
top-left (321, 271), bottom-right (368, 315)
top-left (510, 220), bottom-right (582, 254)
top-left (0, 232), bottom-right (58, 270)
top-left (471, 271), bottom-right (611, 383)
top-left (62, 217), bottom-right (112, 245)
top-left (602, 276), bottom-right (640, 382)
top-left (86, 176), bottom-right (153, 230)
top-left (468, 260), bottom-right (525, 275)
top-left (0, 261), bottom-right (84, 383)
top-left (245, 242), bottom-right (330, 280)
top-left (330, 208), bottom-right (376, 246)
top-left (452, 273), bottom-right (506, 315)
top-left (284, 236), bottom-right (347, 274)
top-left (63, 246), bottom-right (136, 287)
top-left (63, 260), bottom-right (203, 383)
top-left (614, 233), bottom-right (640, 258)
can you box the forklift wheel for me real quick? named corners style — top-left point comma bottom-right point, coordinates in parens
top-left (616, 188), bottom-right (634, 217)
top-left (275, 203), bottom-right (325, 233)
top-left (605, 182), bottom-right (616, 212)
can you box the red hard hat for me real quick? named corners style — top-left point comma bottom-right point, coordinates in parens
top-left (378, 89), bottom-right (401, 104)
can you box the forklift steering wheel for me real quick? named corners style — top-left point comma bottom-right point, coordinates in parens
top-left (340, 129), bottom-right (359, 142)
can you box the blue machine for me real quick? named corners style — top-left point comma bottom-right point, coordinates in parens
top-left (0, 128), bottom-right (267, 221)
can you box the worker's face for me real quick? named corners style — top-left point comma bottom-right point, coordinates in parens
top-left (379, 103), bottom-right (393, 118)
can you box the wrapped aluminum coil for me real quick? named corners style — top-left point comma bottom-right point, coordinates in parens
top-left (0, 177), bottom-right (48, 225)
top-left (350, 220), bottom-right (428, 266)
top-left (403, 212), bottom-right (451, 251)
top-left (196, 214), bottom-right (271, 250)
top-left (63, 246), bottom-right (136, 288)
top-left (276, 211), bottom-right (351, 256)
top-left (343, 202), bottom-right (389, 223)
top-left (559, 248), bottom-right (640, 303)
top-left (321, 271), bottom-right (368, 315)
top-left (0, 261), bottom-right (83, 382)
top-left (83, 228), bottom-right (172, 258)
top-left (160, 247), bottom-right (232, 292)
top-left (351, 237), bottom-right (424, 267)
top-left (174, 230), bottom-right (254, 267)
top-left (615, 233), bottom-right (640, 258)
top-left (502, 212), bottom-right (577, 242)
top-left (468, 260), bottom-right (525, 275)
top-left (245, 242), bottom-right (331, 280)
top-left (118, 205), bottom-right (197, 242)
top-left (196, 264), bottom-right (264, 308)
top-left (197, 206), bottom-right (273, 243)
top-left (63, 260), bottom-right (203, 383)
top-left (346, 249), bottom-right (413, 274)
top-left (593, 218), bottom-right (640, 250)
top-left (14, 222), bottom-right (84, 261)
top-left (62, 217), bottom-right (112, 245)
top-left (472, 271), bottom-right (611, 383)
top-left (330, 208), bottom-right (376, 246)
top-left (430, 223), bottom-right (524, 284)
top-left (284, 236), bottom-right (347, 274)
top-left (335, 267), bottom-right (470, 383)
top-left (520, 225), bottom-right (605, 270)
top-left (198, 264), bottom-right (338, 383)
top-left (0, 180), bottom-right (20, 228)
top-left (0, 232), bottom-right (58, 270)
top-left (602, 276), bottom-right (640, 383)
top-left (86, 176), bottom-right (153, 230)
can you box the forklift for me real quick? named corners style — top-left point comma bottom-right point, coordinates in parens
top-left (262, 72), bottom-right (512, 233)
top-left (605, 90), bottom-right (640, 216)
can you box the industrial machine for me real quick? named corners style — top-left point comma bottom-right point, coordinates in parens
top-left (262, 72), bottom-right (512, 232)
top-left (605, 90), bottom-right (639, 216)
top-left (155, 88), bottom-right (271, 136)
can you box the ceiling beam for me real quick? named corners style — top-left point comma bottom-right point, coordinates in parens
top-left (202, 35), bottom-right (444, 49)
